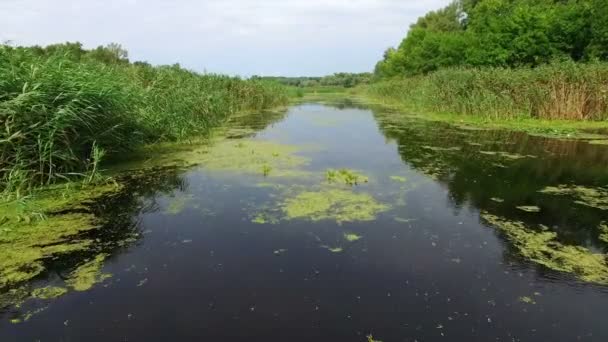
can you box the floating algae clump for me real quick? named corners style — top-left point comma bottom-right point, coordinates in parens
top-left (282, 189), bottom-right (389, 223)
top-left (325, 169), bottom-right (369, 186)
top-left (599, 222), bottom-right (608, 243)
top-left (481, 212), bottom-right (608, 285)
top-left (421, 146), bottom-right (461, 152)
top-left (0, 183), bottom-right (121, 288)
top-left (198, 139), bottom-right (311, 177)
top-left (516, 206), bottom-right (541, 213)
top-left (479, 151), bottom-right (535, 160)
top-left (165, 194), bottom-right (195, 215)
top-left (66, 254), bottom-right (112, 291)
top-left (539, 185), bottom-right (608, 210)
top-left (31, 286), bottom-right (68, 300)
top-left (389, 176), bottom-right (407, 183)
top-left (344, 233), bottom-right (363, 242)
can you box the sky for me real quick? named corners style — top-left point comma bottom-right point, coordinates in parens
top-left (0, 0), bottom-right (451, 76)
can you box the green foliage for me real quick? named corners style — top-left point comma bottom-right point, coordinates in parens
top-left (366, 61), bottom-right (608, 120)
top-left (0, 43), bottom-right (288, 194)
top-left (376, 0), bottom-right (608, 77)
top-left (257, 73), bottom-right (372, 88)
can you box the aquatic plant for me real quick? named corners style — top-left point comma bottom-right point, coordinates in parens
top-left (31, 286), bottom-right (68, 300)
top-left (325, 169), bottom-right (369, 186)
top-left (344, 233), bottom-right (363, 242)
top-left (0, 44), bottom-right (289, 194)
top-left (539, 185), bottom-right (608, 210)
top-left (367, 62), bottom-right (608, 121)
top-left (197, 140), bottom-right (310, 178)
top-left (599, 222), bottom-right (608, 243)
top-left (389, 176), bottom-right (407, 183)
top-left (282, 189), bottom-right (389, 223)
top-left (66, 254), bottom-right (112, 291)
top-left (516, 206), bottom-right (541, 213)
top-left (481, 212), bottom-right (608, 285)
top-left (0, 182), bottom-right (121, 288)
top-left (165, 194), bottom-right (195, 215)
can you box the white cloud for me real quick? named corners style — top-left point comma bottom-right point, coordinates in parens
top-left (0, 0), bottom-right (451, 76)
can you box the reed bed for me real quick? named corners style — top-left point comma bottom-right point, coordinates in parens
top-left (0, 46), bottom-right (288, 194)
top-left (366, 62), bottom-right (608, 121)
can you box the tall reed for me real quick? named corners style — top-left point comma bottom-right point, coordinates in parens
top-left (0, 46), bottom-right (288, 194)
top-left (366, 61), bottom-right (608, 121)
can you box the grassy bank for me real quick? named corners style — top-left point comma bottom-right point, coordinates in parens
top-left (362, 62), bottom-right (608, 138)
top-left (0, 44), bottom-right (288, 195)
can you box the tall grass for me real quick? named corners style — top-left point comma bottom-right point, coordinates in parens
top-left (0, 46), bottom-right (288, 194)
top-left (366, 61), bottom-right (608, 121)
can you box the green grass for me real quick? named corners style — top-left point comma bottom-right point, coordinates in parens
top-left (362, 61), bottom-right (608, 138)
top-left (0, 45), bottom-right (288, 195)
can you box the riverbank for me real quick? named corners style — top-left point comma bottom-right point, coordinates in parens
top-left (359, 62), bottom-right (608, 140)
top-left (0, 44), bottom-right (288, 196)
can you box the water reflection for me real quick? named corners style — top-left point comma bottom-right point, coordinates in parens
top-left (374, 109), bottom-right (608, 251)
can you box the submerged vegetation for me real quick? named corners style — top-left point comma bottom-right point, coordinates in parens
top-left (0, 42), bottom-right (288, 194)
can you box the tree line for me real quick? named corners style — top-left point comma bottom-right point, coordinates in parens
top-left (375, 0), bottom-right (608, 77)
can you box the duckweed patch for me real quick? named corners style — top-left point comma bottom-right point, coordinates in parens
top-left (422, 146), bottom-right (461, 152)
top-left (282, 189), bottom-right (390, 224)
top-left (517, 206), bottom-right (541, 213)
top-left (31, 286), bottom-right (68, 300)
top-left (198, 139), bottom-right (311, 178)
top-left (344, 233), bottom-right (363, 242)
top-left (0, 182), bottom-right (121, 288)
top-left (252, 212), bottom-right (279, 225)
top-left (481, 212), bottom-right (608, 285)
top-left (66, 254), bottom-right (112, 291)
top-left (165, 194), bottom-right (195, 215)
top-left (539, 185), bottom-right (608, 210)
top-left (599, 222), bottom-right (608, 243)
top-left (321, 245), bottom-right (344, 253)
top-left (389, 176), bottom-right (407, 183)
top-left (519, 296), bottom-right (536, 304)
top-left (479, 151), bottom-right (535, 160)
top-left (326, 169), bottom-right (369, 186)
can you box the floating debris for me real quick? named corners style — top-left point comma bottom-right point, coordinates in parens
top-left (490, 197), bottom-right (504, 203)
top-left (273, 249), bottom-right (288, 256)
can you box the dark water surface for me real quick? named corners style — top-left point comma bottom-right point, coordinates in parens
top-left (2, 100), bottom-right (608, 341)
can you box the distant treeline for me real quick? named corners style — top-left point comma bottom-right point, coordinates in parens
top-left (255, 73), bottom-right (372, 88)
top-left (376, 0), bottom-right (608, 77)
top-left (0, 42), bottom-right (288, 193)
top-left (366, 0), bottom-right (608, 122)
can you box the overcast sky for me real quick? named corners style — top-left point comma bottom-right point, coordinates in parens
top-left (1, 0), bottom-right (450, 76)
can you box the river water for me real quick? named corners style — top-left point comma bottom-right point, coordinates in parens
top-left (2, 99), bottom-right (608, 341)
